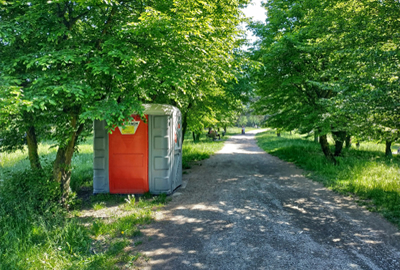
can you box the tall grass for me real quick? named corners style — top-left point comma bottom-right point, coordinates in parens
top-left (0, 138), bottom-right (93, 192)
top-left (256, 130), bottom-right (400, 227)
top-left (1, 128), bottom-right (227, 269)
top-left (0, 136), bottom-right (170, 269)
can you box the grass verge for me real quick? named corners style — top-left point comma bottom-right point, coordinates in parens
top-left (0, 127), bottom-right (228, 269)
top-left (256, 130), bottom-right (400, 227)
top-left (182, 131), bottom-right (229, 169)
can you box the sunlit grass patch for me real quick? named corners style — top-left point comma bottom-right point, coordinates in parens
top-left (0, 138), bottom-right (94, 192)
top-left (182, 138), bottom-right (225, 169)
top-left (256, 130), bottom-right (400, 227)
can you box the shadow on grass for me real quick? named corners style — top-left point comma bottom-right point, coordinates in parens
top-left (256, 130), bottom-right (400, 227)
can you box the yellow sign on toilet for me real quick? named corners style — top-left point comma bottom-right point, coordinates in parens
top-left (118, 121), bottom-right (140, 135)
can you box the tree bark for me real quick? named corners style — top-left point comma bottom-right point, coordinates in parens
top-left (332, 131), bottom-right (346, 156)
top-left (52, 114), bottom-right (84, 206)
top-left (26, 126), bottom-right (41, 170)
top-left (319, 134), bottom-right (336, 164)
top-left (385, 140), bottom-right (392, 157)
top-left (181, 103), bottom-right (192, 144)
top-left (181, 112), bottom-right (188, 144)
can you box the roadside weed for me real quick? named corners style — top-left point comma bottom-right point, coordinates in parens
top-left (93, 202), bottom-right (106, 210)
top-left (256, 130), bottom-right (400, 227)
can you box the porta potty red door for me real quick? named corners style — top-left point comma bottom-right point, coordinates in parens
top-left (108, 115), bottom-right (149, 193)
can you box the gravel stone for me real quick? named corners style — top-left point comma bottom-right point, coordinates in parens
top-left (135, 130), bottom-right (400, 270)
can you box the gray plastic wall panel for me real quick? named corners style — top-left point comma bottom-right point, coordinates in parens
top-left (93, 120), bottom-right (110, 193)
top-left (148, 115), bottom-right (173, 194)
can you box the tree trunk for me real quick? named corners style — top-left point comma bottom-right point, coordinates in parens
top-left (181, 113), bottom-right (188, 143)
top-left (192, 132), bottom-right (200, 142)
top-left (345, 135), bottom-right (351, 148)
top-left (181, 103), bottom-right (192, 144)
top-left (53, 144), bottom-right (74, 205)
top-left (26, 126), bottom-right (41, 169)
top-left (52, 115), bottom-right (84, 206)
top-left (319, 134), bottom-right (336, 165)
top-left (314, 132), bottom-right (319, 143)
top-left (277, 132), bottom-right (281, 137)
top-left (385, 140), bottom-right (392, 157)
top-left (332, 131), bottom-right (346, 156)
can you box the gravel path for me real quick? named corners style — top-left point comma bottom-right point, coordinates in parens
top-left (135, 130), bottom-right (400, 270)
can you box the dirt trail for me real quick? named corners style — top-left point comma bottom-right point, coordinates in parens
top-left (135, 130), bottom-right (400, 270)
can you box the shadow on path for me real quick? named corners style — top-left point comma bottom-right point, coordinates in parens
top-left (135, 131), bottom-right (400, 270)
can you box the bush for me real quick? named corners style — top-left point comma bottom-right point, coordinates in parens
top-left (0, 167), bottom-right (61, 220)
top-left (0, 167), bottom-right (65, 269)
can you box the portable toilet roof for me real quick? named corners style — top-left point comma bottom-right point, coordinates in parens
top-left (93, 104), bottom-right (182, 195)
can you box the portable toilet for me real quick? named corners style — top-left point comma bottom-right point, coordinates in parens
top-left (93, 104), bottom-right (182, 195)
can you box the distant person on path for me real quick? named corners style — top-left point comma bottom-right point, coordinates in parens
top-left (242, 126), bottom-right (245, 134)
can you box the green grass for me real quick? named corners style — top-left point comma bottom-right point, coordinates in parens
top-left (256, 130), bottom-right (400, 227)
top-left (0, 138), bottom-right (93, 192)
top-left (225, 126), bottom-right (259, 135)
top-left (0, 186), bottom-right (168, 269)
top-left (182, 130), bottom-right (229, 169)
top-left (0, 127), bottom-right (227, 270)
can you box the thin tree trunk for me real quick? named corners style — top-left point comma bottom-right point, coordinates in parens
top-left (53, 115), bottom-right (84, 206)
top-left (181, 103), bottom-right (192, 144)
top-left (332, 131), bottom-right (346, 156)
top-left (26, 126), bottom-right (41, 169)
top-left (192, 131), bottom-right (196, 142)
top-left (181, 113), bottom-right (188, 144)
top-left (385, 140), bottom-right (392, 157)
top-left (319, 134), bottom-right (336, 165)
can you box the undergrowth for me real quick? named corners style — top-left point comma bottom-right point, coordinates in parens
top-left (256, 130), bottom-right (400, 227)
top-left (0, 165), bottom-right (168, 269)
top-left (0, 127), bottom-right (226, 269)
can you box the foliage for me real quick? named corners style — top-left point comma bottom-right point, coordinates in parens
top-left (0, 129), bottom-right (228, 268)
top-left (256, 130), bottom-right (400, 227)
top-left (0, 0), bottom-right (251, 202)
top-left (249, 0), bottom-right (400, 161)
